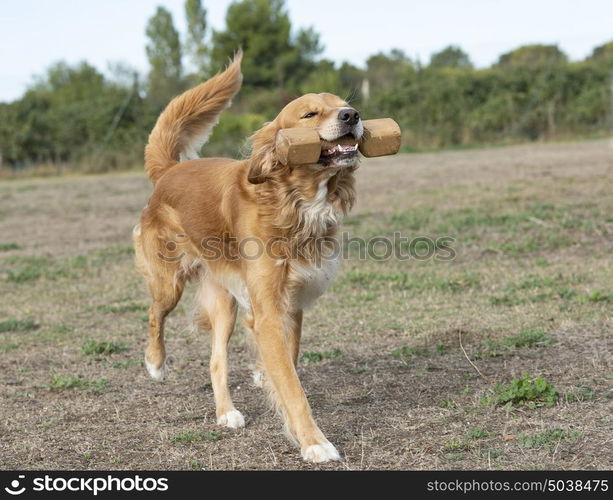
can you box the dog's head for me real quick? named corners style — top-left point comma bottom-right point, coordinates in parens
top-left (247, 93), bottom-right (363, 184)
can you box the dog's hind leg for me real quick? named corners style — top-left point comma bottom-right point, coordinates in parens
top-left (196, 277), bottom-right (244, 428)
top-left (144, 267), bottom-right (185, 381)
top-left (134, 225), bottom-right (186, 382)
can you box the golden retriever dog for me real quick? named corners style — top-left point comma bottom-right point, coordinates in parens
top-left (133, 51), bottom-right (364, 463)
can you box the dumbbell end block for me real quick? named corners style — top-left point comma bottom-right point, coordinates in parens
top-left (358, 118), bottom-right (401, 158)
top-left (275, 128), bottom-right (321, 166)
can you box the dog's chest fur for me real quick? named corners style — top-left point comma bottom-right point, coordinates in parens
top-left (290, 178), bottom-right (341, 308)
top-left (221, 178), bottom-right (341, 311)
top-left (298, 179), bottom-right (339, 237)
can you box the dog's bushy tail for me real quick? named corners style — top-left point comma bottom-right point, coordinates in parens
top-left (144, 51), bottom-right (243, 183)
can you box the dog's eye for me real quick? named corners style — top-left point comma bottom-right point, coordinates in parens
top-left (301, 111), bottom-right (318, 119)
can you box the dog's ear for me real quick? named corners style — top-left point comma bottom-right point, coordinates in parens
top-left (247, 149), bottom-right (275, 184)
top-left (247, 122), bottom-right (278, 184)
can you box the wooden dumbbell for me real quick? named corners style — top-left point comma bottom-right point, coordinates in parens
top-left (275, 118), bottom-right (401, 166)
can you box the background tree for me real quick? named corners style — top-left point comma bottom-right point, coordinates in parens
top-left (588, 40), bottom-right (613, 66)
top-left (366, 49), bottom-right (413, 90)
top-left (338, 62), bottom-right (365, 102)
top-left (210, 0), bottom-right (293, 88)
top-left (0, 61), bottom-right (143, 170)
top-left (145, 7), bottom-right (183, 111)
top-left (496, 44), bottom-right (568, 67)
top-left (185, 0), bottom-right (210, 80)
top-left (299, 60), bottom-right (342, 96)
top-left (282, 26), bottom-right (324, 91)
top-left (429, 45), bottom-right (473, 69)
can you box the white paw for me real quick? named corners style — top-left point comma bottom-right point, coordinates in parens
top-left (217, 409), bottom-right (245, 429)
top-left (145, 356), bottom-right (166, 382)
top-left (301, 442), bottom-right (341, 463)
top-left (252, 370), bottom-right (264, 388)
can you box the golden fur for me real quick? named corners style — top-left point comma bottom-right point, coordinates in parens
top-left (134, 52), bottom-right (362, 462)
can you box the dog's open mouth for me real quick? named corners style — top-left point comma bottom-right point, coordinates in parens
top-left (318, 134), bottom-right (359, 165)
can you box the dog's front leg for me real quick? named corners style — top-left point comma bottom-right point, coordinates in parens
top-left (246, 264), bottom-right (340, 463)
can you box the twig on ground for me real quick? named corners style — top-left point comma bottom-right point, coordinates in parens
top-left (458, 329), bottom-right (487, 379)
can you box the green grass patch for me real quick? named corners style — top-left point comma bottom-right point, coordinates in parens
top-left (5, 256), bottom-right (53, 282)
top-left (519, 428), bottom-right (580, 450)
top-left (387, 203), bottom-right (588, 235)
top-left (434, 344), bottom-right (448, 355)
top-left (300, 348), bottom-right (342, 363)
top-left (392, 346), bottom-right (431, 359)
top-left (112, 359), bottom-right (140, 369)
top-left (97, 302), bottom-right (148, 314)
top-left (474, 329), bottom-right (554, 358)
top-left (466, 426), bottom-right (490, 440)
top-left (0, 318), bottom-right (39, 333)
top-left (0, 242), bottom-right (21, 251)
top-left (443, 439), bottom-right (473, 452)
top-left (82, 340), bottom-right (127, 356)
top-left (170, 431), bottom-right (202, 444)
top-left (203, 431), bottom-right (223, 442)
top-left (499, 233), bottom-right (573, 255)
top-left (170, 430), bottom-right (222, 444)
top-left (88, 245), bottom-right (134, 263)
top-left (393, 343), bottom-right (447, 359)
top-left (502, 329), bottom-right (555, 348)
top-left (489, 273), bottom-right (582, 306)
top-left (580, 290), bottom-right (611, 303)
top-left (341, 269), bottom-right (480, 293)
top-left (48, 374), bottom-right (109, 394)
top-left (564, 385), bottom-right (596, 402)
top-left (490, 288), bottom-right (578, 306)
top-left (481, 374), bottom-right (559, 408)
top-left (474, 447), bottom-right (506, 461)
top-left (343, 270), bottom-right (406, 287)
top-left (442, 427), bottom-right (491, 455)
top-left (3, 247), bottom-right (133, 283)
top-left (443, 452), bottom-right (466, 462)
top-left (429, 272), bottom-right (481, 292)
top-left (4, 255), bottom-right (88, 283)
top-left (383, 202), bottom-right (602, 258)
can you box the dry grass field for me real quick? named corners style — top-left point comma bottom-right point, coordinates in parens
top-left (0, 139), bottom-right (611, 470)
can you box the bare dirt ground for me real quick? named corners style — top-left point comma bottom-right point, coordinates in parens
top-left (0, 139), bottom-right (611, 470)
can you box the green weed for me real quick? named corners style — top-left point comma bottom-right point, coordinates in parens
top-left (392, 346), bottom-right (431, 359)
top-left (48, 374), bottom-right (109, 394)
top-left (0, 243), bottom-right (21, 251)
top-left (82, 340), bottom-right (127, 356)
top-left (97, 302), bottom-right (148, 314)
top-left (466, 427), bottom-right (490, 440)
top-left (481, 374), bottom-right (559, 408)
top-left (519, 428), bottom-right (580, 450)
top-left (0, 318), bottom-right (39, 333)
top-left (300, 349), bottom-right (342, 362)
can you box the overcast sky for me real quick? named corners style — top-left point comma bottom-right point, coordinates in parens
top-left (1, 0), bottom-right (611, 102)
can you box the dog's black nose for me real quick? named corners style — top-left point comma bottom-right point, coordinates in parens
top-left (338, 108), bottom-right (360, 126)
